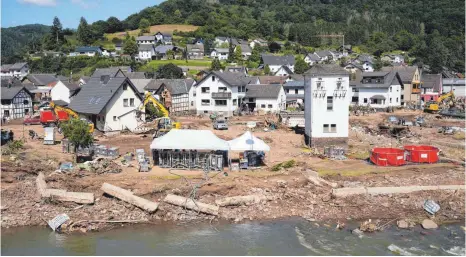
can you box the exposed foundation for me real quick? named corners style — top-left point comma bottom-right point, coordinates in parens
top-left (304, 135), bottom-right (348, 149)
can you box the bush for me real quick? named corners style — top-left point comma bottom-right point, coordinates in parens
top-left (271, 163), bottom-right (282, 171)
top-left (282, 159), bottom-right (296, 168)
top-left (1, 140), bottom-right (24, 155)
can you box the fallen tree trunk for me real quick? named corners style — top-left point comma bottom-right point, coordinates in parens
top-left (49, 191), bottom-right (95, 204)
top-left (163, 194), bottom-right (219, 216)
top-left (215, 195), bottom-right (269, 207)
top-left (101, 183), bottom-right (158, 213)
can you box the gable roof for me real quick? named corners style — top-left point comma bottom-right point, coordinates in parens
top-left (256, 76), bottom-right (286, 84)
top-left (139, 44), bottom-right (155, 51)
top-left (288, 74), bottom-right (305, 81)
top-left (284, 80), bottom-right (305, 88)
top-left (1, 85), bottom-right (30, 100)
top-left (9, 62), bottom-right (28, 70)
top-left (315, 50), bottom-right (333, 58)
top-left (156, 79), bottom-right (195, 95)
top-left (381, 66), bottom-right (417, 83)
top-left (239, 44), bottom-right (252, 53)
top-left (421, 74), bottom-right (442, 91)
top-left (305, 64), bottom-right (349, 76)
top-left (75, 46), bottom-right (101, 52)
top-left (68, 77), bottom-right (141, 114)
top-left (1, 78), bottom-right (24, 88)
top-left (357, 54), bottom-right (374, 64)
top-left (1, 64), bottom-right (13, 72)
top-left (261, 54), bottom-right (295, 66)
top-left (130, 78), bottom-right (153, 94)
top-left (154, 45), bottom-right (174, 54)
top-left (225, 66), bottom-right (247, 73)
top-left (126, 72), bottom-right (146, 79)
top-left (213, 48), bottom-right (229, 53)
top-left (61, 81), bottom-right (80, 94)
top-left (275, 65), bottom-right (293, 75)
top-left (245, 84), bottom-right (282, 98)
top-left (187, 44), bottom-right (204, 52)
top-left (354, 70), bottom-right (403, 89)
top-left (306, 53), bottom-right (321, 62)
top-left (137, 35), bottom-right (155, 41)
top-left (25, 74), bottom-right (58, 86)
top-left (197, 71), bottom-right (254, 88)
top-left (91, 67), bottom-right (128, 78)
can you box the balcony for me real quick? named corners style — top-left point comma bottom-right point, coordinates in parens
top-left (212, 92), bottom-right (232, 99)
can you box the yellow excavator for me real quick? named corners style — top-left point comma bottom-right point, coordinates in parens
top-left (424, 91), bottom-right (455, 113)
top-left (49, 101), bottom-right (95, 133)
top-left (140, 92), bottom-right (180, 137)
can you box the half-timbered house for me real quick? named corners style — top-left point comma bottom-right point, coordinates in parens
top-left (1, 79), bottom-right (33, 119)
top-left (154, 79), bottom-right (196, 114)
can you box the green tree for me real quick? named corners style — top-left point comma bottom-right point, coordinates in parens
top-left (166, 49), bottom-right (175, 60)
top-left (373, 57), bottom-right (383, 71)
top-left (294, 57), bottom-right (309, 74)
top-left (145, 103), bottom-right (164, 121)
top-left (76, 17), bottom-right (92, 45)
top-left (60, 118), bottom-right (93, 160)
top-left (173, 9), bottom-right (182, 23)
top-left (264, 64), bottom-right (271, 75)
top-left (210, 58), bottom-right (222, 71)
top-left (234, 45), bottom-right (243, 64)
top-left (227, 39), bottom-right (235, 63)
top-left (394, 30), bottom-right (415, 51)
top-left (123, 34), bottom-right (138, 57)
top-left (156, 63), bottom-right (183, 79)
top-left (249, 45), bottom-right (262, 63)
top-left (139, 18), bottom-right (150, 34)
top-left (51, 17), bottom-right (64, 47)
top-left (106, 17), bottom-right (122, 33)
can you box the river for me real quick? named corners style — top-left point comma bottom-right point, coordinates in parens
top-left (2, 218), bottom-right (465, 256)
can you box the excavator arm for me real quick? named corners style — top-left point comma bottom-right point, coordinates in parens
top-left (50, 101), bottom-right (94, 133)
top-left (436, 91), bottom-right (455, 104)
top-left (141, 92), bottom-right (169, 117)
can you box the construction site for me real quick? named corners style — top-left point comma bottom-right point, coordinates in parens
top-left (1, 103), bottom-right (465, 233)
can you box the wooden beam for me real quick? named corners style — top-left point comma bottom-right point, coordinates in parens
top-left (163, 194), bottom-right (219, 216)
top-left (101, 183), bottom-right (158, 213)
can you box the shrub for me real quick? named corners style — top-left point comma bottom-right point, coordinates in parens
top-left (271, 163), bottom-right (282, 171)
top-left (282, 159), bottom-right (296, 168)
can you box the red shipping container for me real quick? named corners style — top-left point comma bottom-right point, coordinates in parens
top-left (404, 145), bottom-right (439, 164)
top-left (370, 148), bottom-right (406, 166)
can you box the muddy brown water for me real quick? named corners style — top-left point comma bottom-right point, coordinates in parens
top-left (1, 218), bottom-right (465, 256)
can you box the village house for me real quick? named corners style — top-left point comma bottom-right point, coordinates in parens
top-left (0, 62), bottom-right (29, 79)
top-left (304, 53), bottom-right (321, 66)
top-left (154, 79), bottom-right (197, 114)
top-left (22, 73), bottom-right (67, 103)
top-left (225, 66), bottom-right (248, 76)
top-left (68, 76), bottom-right (144, 132)
top-left (283, 80), bottom-right (305, 107)
top-left (114, 40), bottom-right (123, 51)
top-left (91, 67), bottom-right (129, 78)
top-left (349, 71), bottom-right (404, 108)
top-left (274, 65), bottom-right (294, 77)
top-left (382, 66), bottom-right (421, 106)
top-left (136, 35), bottom-right (155, 45)
top-left (249, 38), bottom-right (268, 49)
top-left (304, 65), bottom-right (350, 148)
top-left (138, 44), bottom-right (155, 61)
top-left (1, 79), bottom-right (33, 119)
top-left (239, 44), bottom-right (252, 60)
top-left (354, 55), bottom-right (374, 72)
top-left (421, 74), bottom-right (443, 102)
top-left (210, 48), bottom-right (229, 60)
top-left (192, 71), bottom-right (257, 116)
top-left (154, 45), bottom-right (176, 60)
top-left (260, 54), bottom-right (295, 75)
top-left (70, 46), bottom-right (102, 57)
top-left (214, 37), bottom-right (240, 47)
top-left (242, 84), bottom-right (286, 113)
top-left (186, 44), bottom-right (205, 59)
top-left (154, 32), bottom-right (172, 45)
top-left (337, 44), bottom-right (353, 55)
top-left (442, 78), bottom-right (465, 98)
top-left (314, 50), bottom-right (334, 61)
top-left (50, 80), bottom-right (81, 104)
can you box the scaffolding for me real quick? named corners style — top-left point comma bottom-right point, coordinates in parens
top-left (154, 150), bottom-right (226, 171)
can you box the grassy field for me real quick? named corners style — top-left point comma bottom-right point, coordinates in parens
top-left (105, 24), bottom-right (199, 40)
top-left (140, 59), bottom-right (211, 71)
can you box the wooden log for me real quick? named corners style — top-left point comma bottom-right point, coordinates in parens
top-left (163, 194), bottom-right (219, 216)
top-left (36, 172), bottom-right (48, 197)
top-left (44, 189), bottom-right (67, 198)
top-left (101, 183), bottom-right (158, 213)
top-left (215, 195), bottom-right (268, 207)
top-left (303, 169), bottom-right (337, 188)
top-left (48, 190), bottom-right (95, 204)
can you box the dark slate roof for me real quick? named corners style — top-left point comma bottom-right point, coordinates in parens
top-left (315, 50), bottom-right (333, 58)
top-left (245, 84), bottom-right (282, 98)
top-left (284, 80), bottom-right (305, 88)
top-left (354, 71), bottom-right (402, 89)
top-left (144, 79), bottom-right (162, 91)
top-left (381, 66), bottom-right (417, 83)
top-left (421, 74), bottom-right (442, 90)
top-left (1, 78), bottom-right (23, 88)
top-left (305, 64), bottom-right (349, 76)
top-left (361, 71), bottom-right (391, 77)
top-left (154, 45), bottom-right (174, 54)
top-left (261, 54), bottom-right (295, 66)
top-left (138, 44), bottom-right (155, 51)
top-left (10, 62), bottom-right (28, 70)
top-left (157, 79), bottom-right (195, 95)
top-left (52, 100), bottom-right (69, 106)
top-left (25, 74), bottom-right (58, 86)
top-left (357, 54), bottom-right (374, 63)
top-left (1, 64), bottom-right (13, 72)
top-left (288, 74), bottom-right (305, 81)
top-left (240, 44), bottom-right (252, 53)
top-left (91, 67), bottom-right (129, 78)
top-left (257, 76), bottom-right (286, 84)
top-left (80, 76), bottom-right (90, 83)
top-left (276, 65), bottom-right (293, 75)
top-left (225, 66), bottom-right (247, 73)
top-left (136, 35), bottom-right (155, 41)
top-left (68, 77), bottom-right (140, 115)
top-left (1, 86), bottom-right (25, 100)
top-left (306, 53), bottom-right (321, 62)
top-left (211, 71), bottom-right (254, 87)
top-left (126, 72), bottom-right (146, 79)
top-left (62, 81), bottom-right (80, 92)
top-left (286, 94), bottom-right (305, 100)
top-left (130, 79), bottom-right (152, 94)
top-left (213, 48), bottom-right (229, 53)
top-left (75, 46), bottom-right (101, 52)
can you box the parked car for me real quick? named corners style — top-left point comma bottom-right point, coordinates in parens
top-left (213, 119), bottom-right (228, 130)
top-left (24, 115), bottom-right (41, 125)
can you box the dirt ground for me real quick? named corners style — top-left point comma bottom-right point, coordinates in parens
top-left (1, 110), bottom-right (465, 232)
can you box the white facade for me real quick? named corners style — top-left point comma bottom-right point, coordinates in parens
top-left (1, 89), bottom-right (33, 119)
top-left (50, 81), bottom-right (77, 104)
top-left (210, 49), bottom-right (229, 60)
top-left (1, 64), bottom-right (29, 79)
top-left (269, 64), bottom-right (295, 74)
top-left (274, 66), bottom-right (292, 77)
top-left (355, 85), bottom-right (402, 108)
top-left (254, 90), bottom-right (286, 113)
top-left (305, 74), bottom-right (350, 142)
top-left (304, 56), bottom-right (318, 66)
top-left (194, 74), bottom-right (240, 116)
top-left (362, 62), bottom-right (374, 72)
top-left (138, 49), bottom-right (154, 60)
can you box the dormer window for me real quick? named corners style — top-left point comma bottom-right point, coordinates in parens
top-left (212, 75), bottom-right (215, 82)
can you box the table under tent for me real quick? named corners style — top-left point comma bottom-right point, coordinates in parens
top-left (150, 129), bottom-right (230, 171)
top-left (228, 131), bottom-right (270, 170)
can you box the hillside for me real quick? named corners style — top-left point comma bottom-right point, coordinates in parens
top-left (105, 24), bottom-right (199, 40)
top-left (1, 24), bottom-right (51, 63)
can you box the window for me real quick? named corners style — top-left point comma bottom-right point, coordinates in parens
top-left (327, 96), bottom-right (333, 111)
top-left (218, 87), bottom-right (227, 93)
top-left (123, 84), bottom-right (128, 90)
top-left (268, 104), bottom-right (273, 108)
top-left (130, 98), bottom-right (135, 107)
top-left (204, 111), bottom-right (208, 113)
top-left (4, 110), bottom-right (10, 117)
top-left (390, 87), bottom-right (392, 92)
top-left (212, 75), bottom-right (215, 81)
top-left (351, 97), bottom-right (359, 103)
top-left (242, 86), bottom-right (246, 92)
top-left (123, 99), bottom-right (128, 107)
top-left (295, 89), bottom-right (299, 94)
top-left (1, 100), bottom-right (11, 105)
top-left (24, 109), bottom-right (29, 114)
top-left (261, 104), bottom-right (266, 108)
top-left (201, 87), bottom-right (210, 93)
top-left (233, 99), bottom-right (237, 105)
top-left (201, 99), bottom-right (210, 106)
top-left (430, 96), bottom-right (434, 101)
top-left (390, 98), bottom-right (392, 103)
top-left (352, 88), bottom-right (359, 92)
top-left (330, 124), bottom-right (337, 133)
top-left (193, 92), bottom-right (196, 97)
top-left (238, 86), bottom-right (242, 92)
top-left (215, 100), bottom-right (227, 106)
top-left (376, 79), bottom-right (381, 83)
top-left (191, 101), bottom-right (194, 106)
top-left (285, 89), bottom-right (289, 93)
top-left (113, 116), bottom-right (117, 121)
top-left (23, 100), bottom-right (29, 105)
top-left (249, 98), bottom-right (254, 102)
top-left (363, 98), bottom-right (368, 103)
top-left (323, 124), bottom-right (330, 133)
top-left (396, 97), bottom-right (399, 103)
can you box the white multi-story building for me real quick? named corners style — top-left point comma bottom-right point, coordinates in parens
top-left (260, 54), bottom-right (295, 75)
top-left (138, 45), bottom-right (155, 60)
top-left (284, 80), bottom-right (305, 107)
top-left (304, 65), bottom-right (350, 148)
top-left (349, 71), bottom-right (404, 108)
top-left (136, 35), bottom-right (156, 45)
top-left (242, 84), bottom-right (286, 113)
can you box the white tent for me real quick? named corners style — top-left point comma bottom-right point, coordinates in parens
top-left (228, 131), bottom-right (270, 152)
top-left (150, 129), bottom-right (230, 151)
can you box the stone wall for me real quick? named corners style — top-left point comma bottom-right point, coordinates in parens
top-left (303, 135), bottom-right (348, 149)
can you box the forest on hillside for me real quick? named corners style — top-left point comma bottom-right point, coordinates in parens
top-left (1, 0), bottom-right (465, 73)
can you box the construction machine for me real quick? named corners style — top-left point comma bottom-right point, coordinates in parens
top-left (40, 102), bottom-right (94, 133)
top-left (140, 92), bottom-right (181, 137)
top-left (424, 91), bottom-right (455, 113)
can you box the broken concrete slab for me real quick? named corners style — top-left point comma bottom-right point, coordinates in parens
top-left (215, 195), bottom-right (270, 207)
top-left (101, 183), bottom-right (158, 213)
top-left (333, 185), bottom-right (464, 197)
top-left (164, 194), bottom-right (219, 216)
top-left (303, 169), bottom-right (338, 188)
top-left (421, 219), bottom-right (438, 229)
top-left (49, 191), bottom-right (95, 205)
top-left (332, 187), bottom-right (367, 197)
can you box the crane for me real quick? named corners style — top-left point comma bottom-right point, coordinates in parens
top-left (140, 92), bottom-right (181, 137)
top-left (424, 91), bottom-right (455, 113)
top-left (48, 102), bottom-right (94, 133)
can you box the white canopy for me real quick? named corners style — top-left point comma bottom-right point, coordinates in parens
top-left (228, 131), bottom-right (270, 152)
top-left (150, 129), bottom-right (230, 151)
